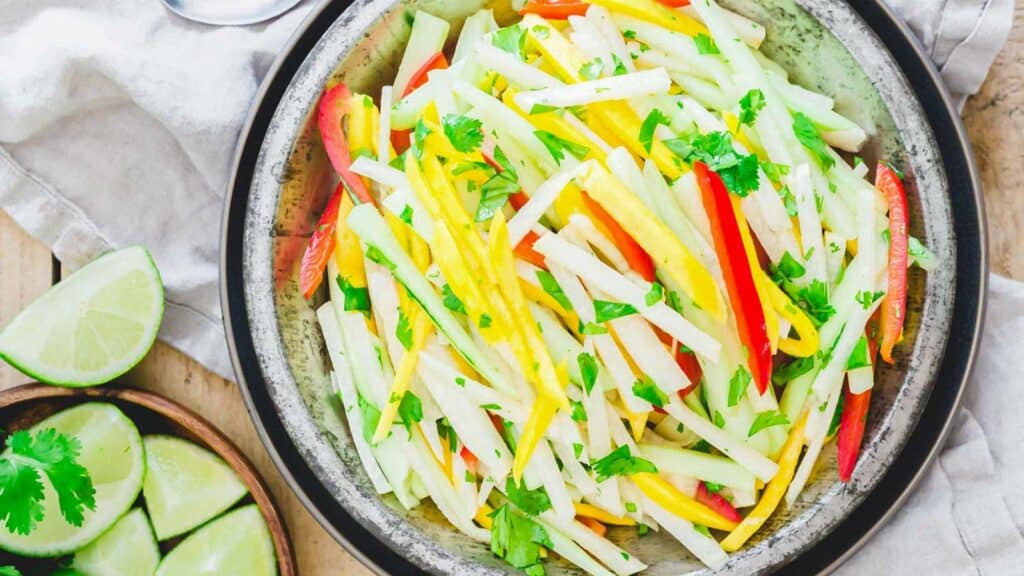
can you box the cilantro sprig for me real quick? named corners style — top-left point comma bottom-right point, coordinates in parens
top-left (0, 428), bottom-right (96, 535)
top-left (591, 445), bottom-right (657, 482)
top-left (664, 131), bottom-right (760, 196)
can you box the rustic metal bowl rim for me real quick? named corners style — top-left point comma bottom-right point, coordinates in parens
top-left (220, 0), bottom-right (987, 573)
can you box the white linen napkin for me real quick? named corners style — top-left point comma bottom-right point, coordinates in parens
top-left (0, 0), bottom-right (1017, 572)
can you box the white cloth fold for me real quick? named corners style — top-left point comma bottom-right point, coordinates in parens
top-left (0, 0), bottom-right (1017, 571)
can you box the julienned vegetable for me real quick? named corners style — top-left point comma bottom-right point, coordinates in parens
top-left (303, 2), bottom-right (934, 573)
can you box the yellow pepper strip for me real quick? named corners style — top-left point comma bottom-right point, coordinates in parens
top-left (574, 503), bottom-right (636, 526)
top-left (372, 309), bottom-right (432, 443)
top-left (521, 18), bottom-right (683, 178)
top-left (632, 473), bottom-right (739, 532)
top-left (588, 0), bottom-right (708, 36)
top-left (731, 196), bottom-right (779, 353)
top-left (514, 394), bottom-right (560, 481)
top-left (764, 280), bottom-right (819, 357)
top-left (578, 162), bottom-right (725, 321)
top-left (475, 503), bottom-right (495, 530)
top-left (490, 212), bottom-right (569, 409)
top-left (589, 102), bottom-right (684, 180)
top-left (721, 416), bottom-right (807, 551)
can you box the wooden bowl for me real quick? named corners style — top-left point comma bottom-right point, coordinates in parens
top-left (0, 383), bottom-right (297, 576)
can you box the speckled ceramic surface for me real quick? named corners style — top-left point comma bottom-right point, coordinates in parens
top-left (222, 0), bottom-right (981, 573)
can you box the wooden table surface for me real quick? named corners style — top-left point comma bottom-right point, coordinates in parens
top-left (1, 8), bottom-right (1021, 575)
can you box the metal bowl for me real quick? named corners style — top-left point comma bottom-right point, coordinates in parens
top-left (221, 0), bottom-right (986, 573)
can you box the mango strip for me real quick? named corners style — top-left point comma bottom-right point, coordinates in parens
top-left (574, 503), bottom-right (636, 526)
top-left (588, 0), bottom-right (708, 37)
top-left (632, 472), bottom-right (738, 532)
top-left (721, 417), bottom-right (807, 551)
top-left (373, 310), bottom-right (433, 443)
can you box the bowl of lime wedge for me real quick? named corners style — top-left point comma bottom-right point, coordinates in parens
top-left (0, 383), bottom-right (296, 576)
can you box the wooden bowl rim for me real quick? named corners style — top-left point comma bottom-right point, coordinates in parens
top-left (0, 383), bottom-right (297, 576)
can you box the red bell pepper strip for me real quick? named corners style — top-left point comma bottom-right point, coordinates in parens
top-left (581, 191), bottom-right (657, 282)
top-left (675, 347), bottom-right (702, 397)
top-left (836, 325), bottom-right (879, 482)
top-left (656, 0), bottom-right (690, 6)
top-left (514, 230), bottom-right (548, 269)
top-left (695, 481), bottom-right (742, 523)
top-left (693, 162), bottom-right (771, 393)
top-left (460, 446), bottom-right (479, 476)
top-left (877, 164), bottom-right (908, 363)
top-left (317, 83), bottom-right (374, 206)
top-left (401, 51), bottom-right (449, 98)
top-left (520, 0), bottom-right (590, 19)
top-left (299, 182), bottom-right (345, 299)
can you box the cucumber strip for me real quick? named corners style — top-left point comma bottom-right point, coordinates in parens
top-left (453, 9), bottom-right (497, 64)
top-left (637, 444), bottom-right (756, 492)
top-left (346, 203), bottom-right (512, 396)
top-left (393, 10), bottom-right (450, 96)
top-left (533, 518), bottom-right (618, 576)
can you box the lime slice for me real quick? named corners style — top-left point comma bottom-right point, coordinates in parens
top-left (0, 246), bottom-right (163, 387)
top-left (71, 508), bottom-right (159, 576)
top-left (155, 505), bottom-right (276, 576)
top-left (0, 403), bottom-right (145, 556)
top-left (142, 435), bottom-right (248, 541)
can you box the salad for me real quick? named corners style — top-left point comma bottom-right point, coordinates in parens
top-left (303, 0), bottom-right (935, 572)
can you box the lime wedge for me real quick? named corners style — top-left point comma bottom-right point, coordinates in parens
top-left (155, 505), bottom-right (276, 576)
top-left (0, 246), bottom-right (163, 387)
top-left (71, 508), bottom-right (159, 576)
top-left (142, 435), bottom-right (248, 541)
top-left (0, 403), bottom-right (145, 556)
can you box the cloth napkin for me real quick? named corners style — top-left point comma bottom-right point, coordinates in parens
top-left (0, 0), bottom-right (1017, 572)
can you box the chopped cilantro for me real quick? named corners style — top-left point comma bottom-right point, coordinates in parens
top-left (364, 245), bottom-right (395, 270)
top-left (455, 377), bottom-right (467, 387)
top-left (748, 410), bottom-right (790, 437)
top-left (772, 251), bottom-right (806, 282)
top-left (828, 393), bottom-right (845, 437)
top-left (580, 322), bottom-right (609, 335)
top-left (798, 279), bottom-right (836, 326)
top-left (713, 411), bottom-right (726, 428)
top-left (632, 375), bottom-right (668, 408)
top-left (738, 89), bottom-right (765, 126)
top-left (492, 25), bottom-right (527, 59)
top-left (772, 356), bottom-right (814, 386)
top-left (591, 445), bottom-right (657, 482)
top-left (663, 131), bottom-right (760, 196)
top-left (488, 504), bottom-right (552, 573)
top-left (577, 352), bottom-right (599, 395)
top-left (531, 25), bottom-right (550, 39)
top-left (611, 54), bottom-right (628, 75)
top-left (479, 314), bottom-right (493, 328)
top-left (693, 524), bottom-right (712, 537)
top-left (704, 481), bottom-right (724, 494)
top-left (442, 114), bottom-right (484, 153)
top-left (505, 478), bottom-right (553, 516)
top-left (573, 442), bottom-right (584, 459)
top-left (399, 204), bottom-right (414, 226)
top-left (856, 290), bottom-right (884, 310)
top-left (336, 275), bottom-right (370, 314)
top-left (693, 33), bottom-right (720, 55)
top-left (625, 502), bottom-right (637, 513)
top-left (639, 108), bottom-right (670, 153)
top-left (480, 403), bottom-right (503, 411)
top-left (441, 284), bottom-right (466, 313)
top-left (792, 112), bottom-right (835, 170)
top-left (411, 117), bottom-right (431, 159)
top-left (358, 395), bottom-right (382, 444)
top-left (534, 130), bottom-right (590, 165)
top-left (396, 310), bottom-right (413, 351)
top-left (761, 161), bottom-right (790, 184)
top-left (645, 282), bottom-right (664, 306)
top-left (846, 336), bottom-right (872, 370)
top-left (536, 270), bottom-right (573, 311)
top-left (398, 391), bottom-right (423, 432)
top-left (593, 300), bottom-right (638, 323)
top-left (579, 58), bottom-right (604, 80)
top-left (727, 366), bottom-right (752, 407)
top-left (570, 400), bottom-right (588, 422)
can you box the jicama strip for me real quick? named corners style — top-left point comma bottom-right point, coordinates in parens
top-left (848, 365), bottom-right (874, 395)
top-left (476, 39), bottom-right (565, 89)
top-left (416, 352), bottom-right (514, 480)
top-left (533, 232), bottom-right (721, 360)
top-left (587, 6), bottom-right (637, 75)
top-left (533, 518), bottom-right (619, 576)
top-left (453, 9), bottom-right (497, 63)
top-left (637, 444), bottom-right (757, 492)
top-left (566, 215), bottom-right (632, 275)
top-left (640, 495), bottom-right (728, 570)
top-left (524, 439), bottom-right (577, 523)
top-left (507, 165), bottom-right (582, 246)
top-left (514, 68), bottom-right (672, 111)
top-left (790, 164), bottom-right (827, 283)
top-left (406, 429), bottom-right (490, 541)
top-left (608, 313), bottom-right (692, 395)
top-left (681, 3), bottom-right (765, 47)
top-left (664, 396), bottom-right (779, 482)
top-left (539, 512), bottom-right (648, 575)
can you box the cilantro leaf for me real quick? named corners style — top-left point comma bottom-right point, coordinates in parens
top-left (358, 395), bottom-right (381, 444)
top-left (727, 366), bottom-right (752, 407)
top-left (442, 114), bottom-right (484, 153)
top-left (738, 89), bottom-right (765, 126)
top-left (441, 284), bottom-right (466, 313)
top-left (0, 428), bottom-right (96, 535)
top-left (580, 322), bottom-right (609, 335)
top-left (772, 356), bottom-right (814, 386)
top-left (779, 185), bottom-right (798, 216)
top-left (399, 205), bottom-right (415, 226)
top-left (536, 270), bottom-right (573, 311)
top-left (577, 352), bottom-right (599, 396)
top-left (365, 245), bottom-right (396, 270)
top-left (411, 117), bottom-right (431, 159)
top-left (663, 131), bottom-right (760, 196)
top-left (771, 252), bottom-right (806, 282)
top-left (336, 275), bottom-right (370, 314)
top-left (798, 279), bottom-right (836, 326)
top-left (792, 112), bottom-right (835, 170)
top-left (479, 314), bottom-right (493, 328)
top-left (591, 445), bottom-right (657, 482)
top-left (531, 25), bottom-right (550, 40)
top-left (505, 478), bottom-right (552, 516)
top-left (748, 410), bottom-right (790, 437)
top-left (398, 391), bottom-right (423, 432)
top-left (693, 33), bottom-right (720, 55)
top-left (579, 58), bottom-right (604, 80)
top-left (452, 160), bottom-right (494, 176)
top-left (534, 130), bottom-right (590, 165)
top-left (489, 504), bottom-right (552, 572)
top-left (570, 400), bottom-right (588, 422)
top-left (704, 481), bottom-right (724, 494)
top-left (573, 442), bottom-right (584, 459)
top-left (493, 25), bottom-right (527, 59)
top-left (761, 161), bottom-right (789, 184)
top-left (396, 310), bottom-right (413, 350)
top-left (611, 54), bottom-right (628, 76)
top-left (437, 417), bottom-right (459, 453)
top-left (713, 410), bottom-right (726, 428)
top-left (593, 300), bottom-right (638, 323)
top-left (856, 290), bottom-right (884, 310)
top-left (476, 172), bottom-right (519, 222)
top-left (0, 568), bottom-right (22, 576)
top-left (828, 393), bottom-right (845, 437)
top-left (632, 376), bottom-right (668, 408)
top-left (639, 109), bottom-right (670, 153)
top-left (645, 282), bottom-right (664, 307)
top-left (846, 336), bottom-right (872, 370)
